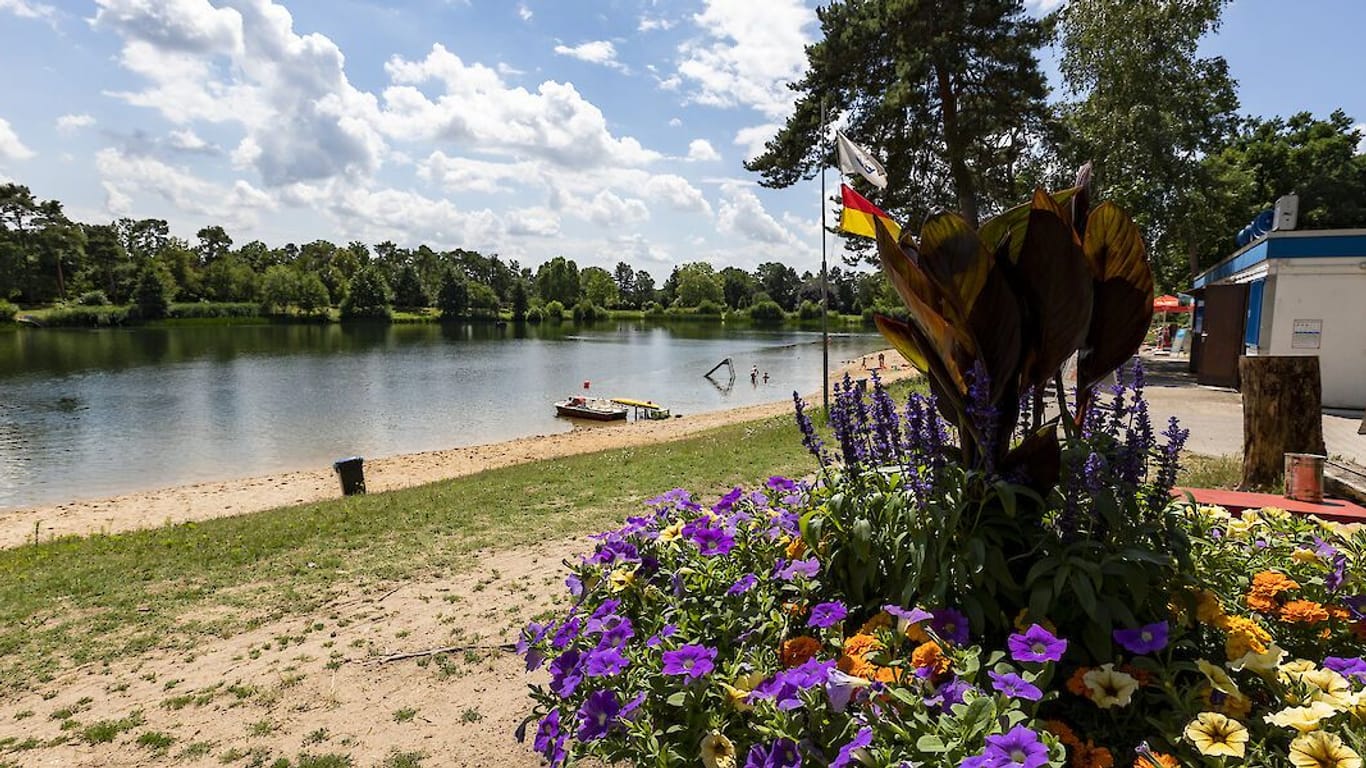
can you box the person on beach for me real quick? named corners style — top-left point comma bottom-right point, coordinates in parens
top-left (878, 352), bottom-right (885, 369)
top-left (750, 365), bottom-right (758, 385)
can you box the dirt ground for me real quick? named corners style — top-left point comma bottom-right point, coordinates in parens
top-left (0, 536), bottom-right (581, 768)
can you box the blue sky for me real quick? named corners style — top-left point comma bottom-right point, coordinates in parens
top-left (0, 0), bottom-right (1362, 277)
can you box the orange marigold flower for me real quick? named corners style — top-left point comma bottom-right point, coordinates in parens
top-left (837, 653), bottom-right (878, 680)
top-left (1194, 589), bottom-right (1229, 626)
top-left (784, 536), bottom-right (807, 559)
top-left (1250, 570), bottom-right (1300, 596)
top-left (910, 641), bottom-right (950, 676)
top-left (1352, 620), bottom-right (1366, 640)
top-left (1280, 599), bottom-right (1331, 625)
top-left (837, 633), bottom-right (892, 681)
top-left (1134, 752), bottom-right (1179, 768)
top-left (782, 602), bottom-right (807, 618)
top-left (1044, 720), bottom-right (1081, 748)
top-left (1246, 592), bottom-right (1279, 614)
top-left (1222, 615), bottom-right (1271, 659)
top-left (1327, 605), bottom-right (1350, 621)
top-left (1071, 741), bottom-right (1115, 768)
top-left (873, 665), bottom-right (903, 684)
top-left (779, 636), bottom-right (822, 668)
top-left (1066, 667), bottom-right (1092, 697)
top-left (859, 612), bottom-right (892, 635)
top-left (843, 633), bottom-right (882, 658)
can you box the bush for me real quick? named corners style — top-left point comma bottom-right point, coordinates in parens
top-left (643, 301), bottom-right (665, 317)
top-left (525, 306), bottom-right (544, 324)
top-left (340, 266), bottom-right (392, 320)
top-left (0, 300), bottom-right (16, 323)
top-left (134, 266), bottom-right (174, 320)
top-left (571, 301), bottom-right (602, 323)
top-left (76, 290), bottom-right (111, 306)
top-left (694, 299), bottom-right (723, 316)
top-left (797, 299), bottom-right (825, 320)
top-left (166, 302), bottom-right (259, 319)
top-left (747, 300), bottom-right (785, 323)
top-left (543, 300), bottom-right (565, 322)
top-left (39, 305), bottom-right (131, 327)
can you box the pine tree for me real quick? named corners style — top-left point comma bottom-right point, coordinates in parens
top-left (133, 265), bottom-right (173, 319)
top-left (436, 268), bottom-right (469, 320)
top-left (393, 264), bottom-right (430, 309)
top-left (340, 266), bottom-right (392, 319)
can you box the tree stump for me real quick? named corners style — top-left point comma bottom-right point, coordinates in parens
top-left (1239, 356), bottom-right (1327, 490)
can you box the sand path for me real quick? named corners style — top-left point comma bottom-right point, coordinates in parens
top-left (2, 351), bottom-right (911, 549)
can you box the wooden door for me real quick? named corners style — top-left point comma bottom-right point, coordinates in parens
top-left (1197, 283), bottom-right (1249, 389)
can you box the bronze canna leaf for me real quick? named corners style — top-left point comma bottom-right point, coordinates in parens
top-left (1014, 189), bottom-right (1094, 390)
top-left (1076, 202), bottom-right (1153, 392)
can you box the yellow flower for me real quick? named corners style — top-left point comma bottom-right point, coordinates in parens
top-left (1258, 506), bottom-right (1292, 522)
top-left (1229, 643), bottom-right (1287, 676)
top-left (784, 535), bottom-right (807, 559)
top-left (658, 521), bottom-right (684, 542)
top-left (1184, 712), bottom-right (1249, 758)
top-left (1226, 518), bottom-right (1255, 538)
top-left (700, 731), bottom-right (738, 768)
top-left (1198, 504), bottom-right (1232, 521)
top-left (1301, 668), bottom-right (1354, 709)
top-left (1223, 615), bottom-right (1272, 659)
top-left (718, 671), bottom-right (765, 712)
top-left (1293, 548), bottom-right (1320, 564)
top-left (1266, 701), bottom-right (1339, 733)
top-left (1289, 731), bottom-right (1362, 768)
top-left (1197, 659), bottom-right (1242, 697)
top-left (608, 566), bottom-right (637, 592)
top-left (1281, 660), bottom-right (1320, 683)
top-left (1082, 664), bottom-right (1139, 709)
top-left (1194, 589), bottom-right (1228, 624)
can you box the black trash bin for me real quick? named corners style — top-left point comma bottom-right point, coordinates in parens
top-left (333, 456), bottom-right (366, 495)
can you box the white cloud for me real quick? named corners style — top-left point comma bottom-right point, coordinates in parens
top-left (95, 147), bottom-right (273, 227)
top-left (716, 182), bottom-right (795, 245)
top-left (517, 3), bottom-right (532, 22)
top-left (734, 123), bottom-right (780, 162)
top-left (506, 206), bottom-right (560, 236)
top-left (0, 118), bottom-right (35, 161)
top-left (676, 0), bottom-right (815, 119)
top-left (1024, 0), bottom-right (1067, 13)
top-left (686, 138), bottom-right (720, 162)
top-left (584, 189), bottom-right (649, 227)
top-left (668, 117), bottom-right (682, 128)
top-left (417, 151), bottom-right (539, 195)
top-left (642, 174), bottom-right (712, 216)
top-left (553, 40), bottom-right (625, 71)
top-left (0, 0), bottom-right (55, 20)
top-left (638, 15), bottom-right (674, 32)
top-left (166, 128), bottom-right (210, 152)
top-left (96, 0), bottom-right (387, 186)
top-left (1354, 123), bottom-right (1366, 155)
top-left (56, 113), bottom-right (96, 135)
top-left (379, 44), bottom-right (660, 169)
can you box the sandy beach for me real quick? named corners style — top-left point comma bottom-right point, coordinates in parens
top-left (2, 350), bottom-right (911, 549)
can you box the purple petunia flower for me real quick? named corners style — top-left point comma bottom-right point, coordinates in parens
top-left (1345, 595), bottom-right (1366, 621)
top-left (620, 691), bottom-right (647, 720)
top-left (925, 677), bottom-right (973, 710)
top-left (808, 601), bottom-right (848, 629)
top-left (549, 649), bottom-right (583, 698)
top-left (1113, 621), bottom-right (1169, 655)
top-left (1327, 554), bottom-right (1348, 593)
top-left (644, 623), bottom-right (677, 648)
top-left (661, 644), bottom-right (717, 680)
top-left (575, 689), bottom-right (620, 741)
top-left (552, 616), bottom-right (581, 650)
top-left (728, 573), bottom-right (759, 595)
top-left (691, 526), bottom-right (736, 557)
top-left (745, 738), bottom-right (802, 768)
top-left (932, 608), bottom-right (971, 645)
top-left (832, 727), bottom-right (873, 768)
top-left (988, 671), bottom-right (1043, 702)
top-left (565, 573), bottom-right (583, 597)
top-left (586, 600), bottom-right (622, 631)
top-left (596, 615), bottom-right (635, 649)
top-left (825, 669), bottom-right (866, 713)
top-left (778, 558), bottom-right (821, 581)
top-left (1008, 625), bottom-right (1067, 663)
top-left (517, 621), bottom-right (550, 671)
top-left (584, 645), bottom-right (629, 677)
top-left (753, 659), bottom-right (836, 711)
top-left (959, 755), bottom-right (991, 768)
top-left (884, 605), bottom-right (933, 626)
top-left (714, 486), bottom-right (744, 513)
top-left (1324, 656), bottom-right (1366, 683)
top-left (984, 726), bottom-right (1049, 768)
top-left (533, 708), bottom-right (567, 767)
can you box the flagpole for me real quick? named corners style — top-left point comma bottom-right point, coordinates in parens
top-left (820, 98), bottom-right (830, 419)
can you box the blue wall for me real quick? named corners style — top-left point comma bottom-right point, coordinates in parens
top-left (1193, 232), bottom-right (1366, 289)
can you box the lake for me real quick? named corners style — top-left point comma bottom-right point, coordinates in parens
top-left (0, 321), bottom-right (885, 510)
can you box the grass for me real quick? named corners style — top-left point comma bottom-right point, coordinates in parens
top-left (0, 407), bottom-right (829, 689)
top-left (1178, 453), bottom-right (1250, 491)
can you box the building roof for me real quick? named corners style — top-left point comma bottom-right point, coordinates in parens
top-left (1193, 228), bottom-right (1366, 289)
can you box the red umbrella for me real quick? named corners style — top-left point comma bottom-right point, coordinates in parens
top-left (1153, 295), bottom-right (1190, 313)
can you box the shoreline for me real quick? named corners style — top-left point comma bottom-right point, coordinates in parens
top-left (1, 350), bottom-right (912, 549)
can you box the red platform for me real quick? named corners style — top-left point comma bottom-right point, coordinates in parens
top-left (1172, 487), bottom-right (1366, 524)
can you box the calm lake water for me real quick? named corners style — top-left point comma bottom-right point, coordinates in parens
top-left (0, 321), bottom-right (885, 510)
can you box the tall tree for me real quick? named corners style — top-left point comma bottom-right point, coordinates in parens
top-left (612, 261), bottom-right (636, 308)
top-left (755, 262), bottom-right (802, 311)
top-left (1059, 0), bottom-right (1239, 282)
top-left (535, 256), bottom-right (581, 306)
top-left (580, 266), bottom-right (619, 308)
top-left (747, 0), bottom-right (1054, 233)
top-left (719, 266), bottom-right (758, 310)
top-left (632, 269), bottom-right (655, 308)
top-left (195, 225), bottom-right (233, 266)
top-left (674, 262), bottom-right (724, 307)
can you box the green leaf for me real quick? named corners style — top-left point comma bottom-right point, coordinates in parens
top-left (916, 735), bottom-right (948, 753)
top-left (1073, 573), bottom-right (1098, 619)
top-left (665, 692), bottom-right (687, 707)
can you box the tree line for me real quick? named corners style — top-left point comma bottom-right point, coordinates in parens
top-left (0, 183), bottom-right (891, 321)
top-left (748, 0), bottom-right (1366, 290)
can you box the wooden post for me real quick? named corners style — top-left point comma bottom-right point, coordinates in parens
top-left (1239, 356), bottom-right (1327, 490)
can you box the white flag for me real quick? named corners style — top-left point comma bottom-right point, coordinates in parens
top-left (836, 130), bottom-right (888, 189)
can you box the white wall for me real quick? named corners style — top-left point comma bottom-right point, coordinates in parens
top-left (1264, 258), bottom-right (1366, 409)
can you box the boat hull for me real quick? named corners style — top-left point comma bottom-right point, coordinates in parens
top-left (555, 402), bottom-right (628, 421)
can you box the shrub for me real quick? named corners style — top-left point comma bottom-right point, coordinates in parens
top-left (340, 266), bottom-right (392, 320)
top-left (166, 302), bottom-right (259, 319)
top-left (571, 301), bottom-right (602, 323)
top-left (134, 266), bottom-right (174, 320)
top-left (543, 300), bottom-right (565, 322)
top-left (525, 306), bottom-right (544, 324)
top-left (694, 299), bottom-right (723, 316)
top-left (747, 300), bottom-right (785, 323)
top-left (76, 290), bottom-right (111, 306)
top-left (642, 301), bottom-right (665, 317)
top-left (37, 305), bottom-right (130, 327)
top-left (797, 299), bottom-right (825, 320)
top-left (0, 300), bottom-right (16, 322)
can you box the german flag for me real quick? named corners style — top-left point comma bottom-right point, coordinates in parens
top-left (839, 184), bottom-right (900, 240)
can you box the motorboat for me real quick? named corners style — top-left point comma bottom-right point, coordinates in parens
top-left (554, 396), bottom-right (629, 421)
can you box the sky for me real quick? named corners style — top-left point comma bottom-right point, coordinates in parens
top-left (0, 0), bottom-right (1363, 277)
